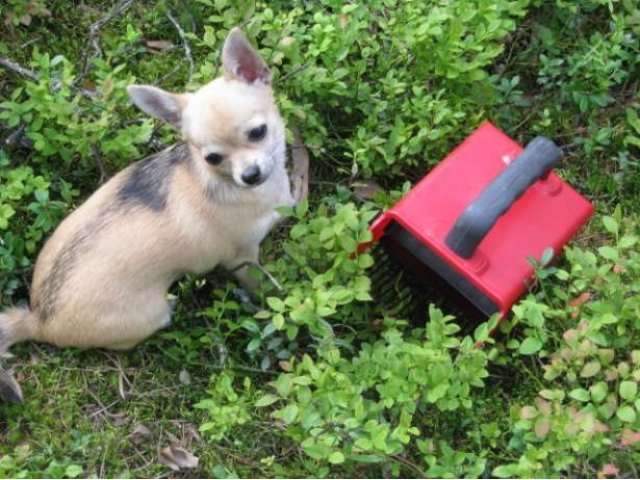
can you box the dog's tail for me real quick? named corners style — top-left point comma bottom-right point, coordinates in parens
top-left (0, 306), bottom-right (41, 403)
top-left (0, 306), bottom-right (41, 353)
top-left (0, 365), bottom-right (22, 403)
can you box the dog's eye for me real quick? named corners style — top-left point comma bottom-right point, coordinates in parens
top-left (248, 124), bottom-right (268, 142)
top-left (204, 152), bottom-right (224, 165)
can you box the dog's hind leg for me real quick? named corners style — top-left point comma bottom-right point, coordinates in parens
top-left (107, 303), bottom-right (173, 350)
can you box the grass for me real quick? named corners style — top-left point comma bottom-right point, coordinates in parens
top-left (1, 0), bottom-right (639, 478)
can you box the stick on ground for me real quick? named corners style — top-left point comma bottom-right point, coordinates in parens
top-left (291, 127), bottom-right (310, 203)
top-left (77, 0), bottom-right (135, 84)
top-left (166, 11), bottom-right (195, 79)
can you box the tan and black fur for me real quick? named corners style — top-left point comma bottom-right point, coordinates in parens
top-left (0, 28), bottom-right (304, 402)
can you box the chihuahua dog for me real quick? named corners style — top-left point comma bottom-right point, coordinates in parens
top-left (0, 28), bottom-right (305, 402)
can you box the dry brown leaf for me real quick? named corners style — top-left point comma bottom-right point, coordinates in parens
top-left (598, 463), bottom-right (620, 477)
top-left (562, 328), bottom-right (578, 343)
top-left (621, 428), bottom-right (640, 446)
top-left (280, 36), bottom-right (295, 47)
top-left (569, 291), bottom-right (591, 308)
top-left (118, 373), bottom-right (127, 400)
top-left (127, 424), bottom-right (152, 446)
top-left (278, 360), bottom-right (293, 372)
top-left (179, 369), bottom-right (191, 386)
top-left (352, 179), bottom-right (385, 201)
top-left (145, 40), bottom-right (173, 53)
top-left (167, 430), bottom-right (184, 447)
top-left (519, 406), bottom-right (537, 420)
top-left (534, 418), bottom-right (550, 439)
top-left (108, 411), bottom-right (128, 427)
top-left (158, 446), bottom-right (199, 471)
top-left (182, 422), bottom-right (201, 444)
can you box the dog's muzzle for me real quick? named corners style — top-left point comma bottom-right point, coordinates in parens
top-left (241, 165), bottom-right (266, 187)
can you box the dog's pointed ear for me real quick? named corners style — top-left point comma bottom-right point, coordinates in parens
top-left (222, 27), bottom-right (271, 85)
top-left (127, 85), bottom-right (191, 129)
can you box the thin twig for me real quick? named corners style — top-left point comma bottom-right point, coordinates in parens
top-left (3, 121), bottom-right (30, 150)
top-left (390, 454), bottom-right (427, 478)
top-left (158, 64), bottom-right (182, 85)
top-left (0, 55), bottom-right (97, 99)
top-left (279, 62), bottom-right (310, 83)
top-left (0, 56), bottom-right (39, 81)
top-left (217, 341), bottom-right (229, 369)
top-left (77, 0), bottom-right (135, 85)
top-left (99, 445), bottom-right (108, 478)
top-left (229, 261), bottom-right (284, 292)
top-left (290, 127), bottom-right (309, 202)
top-left (91, 144), bottom-right (107, 184)
top-left (166, 11), bottom-right (195, 79)
top-left (87, 398), bottom-right (120, 419)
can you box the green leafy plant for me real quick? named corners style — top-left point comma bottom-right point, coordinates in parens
top-left (1, 1), bottom-right (640, 477)
top-left (0, 445), bottom-right (83, 479)
top-left (493, 210), bottom-right (640, 477)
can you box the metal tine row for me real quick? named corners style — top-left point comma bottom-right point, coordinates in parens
top-left (369, 244), bottom-right (474, 327)
top-left (368, 245), bottom-right (423, 319)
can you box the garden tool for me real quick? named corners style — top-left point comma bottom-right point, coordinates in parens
top-left (362, 121), bottom-right (594, 327)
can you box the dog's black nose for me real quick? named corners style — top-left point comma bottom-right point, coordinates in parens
top-left (241, 165), bottom-right (262, 185)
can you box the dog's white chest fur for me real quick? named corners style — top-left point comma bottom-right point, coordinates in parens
top-left (171, 162), bottom-right (291, 276)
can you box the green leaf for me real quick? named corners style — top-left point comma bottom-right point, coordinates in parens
top-left (519, 337), bottom-right (542, 355)
top-left (602, 216), bottom-right (619, 235)
top-left (616, 405), bottom-right (636, 423)
top-left (266, 297), bottom-right (285, 312)
top-left (319, 226), bottom-right (334, 242)
top-left (316, 305), bottom-right (335, 317)
top-left (272, 314), bottom-right (285, 330)
top-left (493, 465), bottom-right (516, 478)
top-left (275, 374), bottom-right (294, 396)
top-left (328, 452), bottom-right (345, 464)
top-left (64, 465), bottom-right (83, 478)
top-left (620, 381), bottom-right (638, 401)
top-left (357, 253), bottom-right (374, 269)
top-left (246, 338), bottom-right (261, 353)
top-left (427, 383), bottom-right (449, 402)
top-left (303, 441), bottom-right (331, 460)
top-left (540, 247), bottom-right (554, 266)
top-left (295, 198), bottom-right (309, 217)
top-left (619, 235), bottom-right (638, 249)
top-left (590, 382), bottom-right (608, 403)
top-left (300, 410), bottom-right (321, 429)
top-left (569, 388), bottom-right (590, 402)
top-left (580, 360), bottom-right (601, 378)
top-left (255, 394), bottom-right (279, 407)
top-left (350, 454), bottom-right (383, 464)
top-left (539, 389), bottom-right (555, 400)
top-left (281, 403), bottom-right (299, 424)
top-left (598, 246), bottom-right (619, 261)
top-left (338, 235), bottom-right (358, 252)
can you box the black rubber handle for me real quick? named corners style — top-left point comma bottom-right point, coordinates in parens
top-left (444, 136), bottom-right (562, 259)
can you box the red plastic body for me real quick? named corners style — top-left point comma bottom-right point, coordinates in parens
top-left (366, 121), bottom-right (594, 318)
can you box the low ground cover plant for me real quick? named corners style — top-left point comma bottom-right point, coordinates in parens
top-left (0, 0), bottom-right (638, 477)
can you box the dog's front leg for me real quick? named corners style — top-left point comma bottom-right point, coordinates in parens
top-left (224, 245), bottom-right (261, 293)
